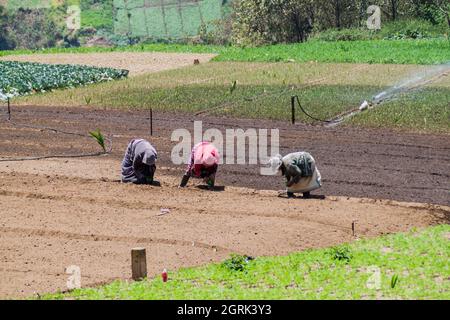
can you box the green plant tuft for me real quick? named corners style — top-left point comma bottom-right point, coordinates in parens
top-left (89, 129), bottom-right (106, 153)
top-left (222, 254), bottom-right (254, 272)
top-left (391, 274), bottom-right (399, 289)
top-left (230, 80), bottom-right (237, 94)
top-left (328, 246), bottom-right (353, 264)
top-left (84, 96), bottom-right (92, 105)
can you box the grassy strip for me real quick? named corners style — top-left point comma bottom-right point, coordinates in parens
top-left (42, 224), bottom-right (450, 300)
top-left (349, 88), bottom-right (450, 133)
top-left (213, 39), bottom-right (450, 65)
top-left (1, 39), bottom-right (449, 65)
top-left (13, 62), bottom-right (449, 133)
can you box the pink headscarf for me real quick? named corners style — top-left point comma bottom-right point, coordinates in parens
top-left (192, 142), bottom-right (219, 177)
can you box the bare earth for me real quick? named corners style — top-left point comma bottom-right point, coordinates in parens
top-left (0, 49), bottom-right (448, 299)
top-left (0, 52), bottom-right (217, 76)
top-left (0, 158), bottom-right (447, 299)
top-left (0, 106), bottom-right (449, 298)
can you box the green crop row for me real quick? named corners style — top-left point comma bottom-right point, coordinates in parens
top-left (0, 61), bottom-right (128, 100)
top-left (1, 39), bottom-right (449, 65)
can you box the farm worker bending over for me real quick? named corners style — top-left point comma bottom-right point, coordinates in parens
top-left (121, 139), bottom-right (158, 184)
top-left (270, 151), bottom-right (322, 198)
top-left (179, 141), bottom-right (219, 189)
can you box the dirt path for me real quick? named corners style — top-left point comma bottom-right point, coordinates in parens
top-left (0, 158), bottom-right (448, 298)
top-left (0, 52), bottom-right (217, 76)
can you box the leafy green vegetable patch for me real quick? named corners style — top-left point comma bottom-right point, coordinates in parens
top-left (0, 61), bottom-right (128, 100)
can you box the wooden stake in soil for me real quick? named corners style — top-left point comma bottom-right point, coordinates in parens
top-left (131, 247), bottom-right (147, 281)
top-left (352, 220), bottom-right (357, 237)
top-left (291, 96), bottom-right (296, 125)
top-left (7, 98), bottom-right (11, 121)
top-left (149, 108), bottom-right (153, 136)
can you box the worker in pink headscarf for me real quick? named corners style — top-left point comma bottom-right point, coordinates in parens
top-left (179, 141), bottom-right (219, 189)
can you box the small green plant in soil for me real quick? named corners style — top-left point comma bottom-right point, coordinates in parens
top-left (89, 129), bottom-right (106, 153)
top-left (222, 254), bottom-right (254, 272)
top-left (391, 274), bottom-right (400, 289)
top-left (328, 246), bottom-right (353, 264)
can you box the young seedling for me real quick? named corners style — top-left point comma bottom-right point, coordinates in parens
top-left (391, 274), bottom-right (399, 289)
top-left (230, 80), bottom-right (237, 94)
top-left (89, 129), bottom-right (106, 153)
top-left (328, 246), bottom-right (353, 264)
top-left (84, 96), bottom-right (92, 105)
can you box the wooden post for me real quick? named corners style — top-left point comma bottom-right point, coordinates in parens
top-left (7, 98), bottom-right (11, 121)
top-left (131, 248), bottom-right (147, 281)
top-left (150, 108), bottom-right (153, 136)
top-left (352, 220), bottom-right (356, 237)
top-left (291, 96), bottom-right (296, 125)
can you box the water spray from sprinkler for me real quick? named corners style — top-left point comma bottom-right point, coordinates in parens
top-left (327, 63), bottom-right (450, 127)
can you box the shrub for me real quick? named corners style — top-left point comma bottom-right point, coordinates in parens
top-left (1, 7), bottom-right (66, 50)
top-left (313, 28), bottom-right (374, 42)
top-left (199, 17), bottom-right (233, 45)
top-left (312, 19), bottom-right (447, 42)
top-left (222, 254), bottom-right (254, 272)
top-left (0, 5), bottom-right (15, 50)
top-left (328, 246), bottom-right (353, 264)
top-left (232, 0), bottom-right (314, 46)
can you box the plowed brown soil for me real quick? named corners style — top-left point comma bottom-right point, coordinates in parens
top-left (0, 105), bottom-right (449, 298)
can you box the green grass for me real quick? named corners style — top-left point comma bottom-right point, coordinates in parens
top-left (313, 19), bottom-right (449, 42)
top-left (1, 39), bottom-right (449, 65)
top-left (42, 224), bottom-right (450, 300)
top-left (213, 39), bottom-right (450, 65)
top-left (349, 87), bottom-right (450, 133)
top-left (12, 61), bottom-right (450, 133)
top-left (81, 8), bottom-right (113, 31)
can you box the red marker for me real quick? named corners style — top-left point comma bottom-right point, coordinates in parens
top-left (162, 269), bottom-right (168, 282)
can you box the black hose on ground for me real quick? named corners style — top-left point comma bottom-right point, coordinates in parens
top-left (0, 102), bottom-right (113, 162)
top-left (291, 95), bottom-right (333, 124)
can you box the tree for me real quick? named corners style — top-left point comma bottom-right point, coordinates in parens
top-left (0, 5), bottom-right (15, 50)
top-left (232, 0), bottom-right (316, 46)
top-left (390, 0), bottom-right (399, 20)
top-left (412, 0), bottom-right (450, 26)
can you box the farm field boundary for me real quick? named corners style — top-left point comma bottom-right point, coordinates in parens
top-left (0, 39), bottom-right (449, 65)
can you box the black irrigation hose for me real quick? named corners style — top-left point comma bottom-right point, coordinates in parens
top-left (0, 114), bottom-right (113, 162)
top-left (292, 95), bottom-right (333, 124)
top-left (0, 151), bottom-right (110, 162)
top-left (7, 121), bottom-right (88, 137)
